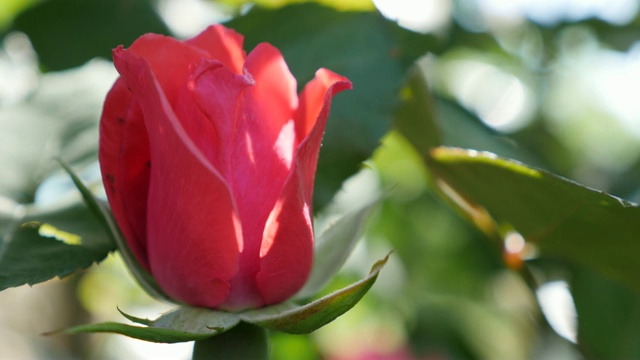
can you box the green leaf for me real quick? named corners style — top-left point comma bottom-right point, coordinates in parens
top-left (0, 222), bottom-right (111, 290)
top-left (295, 196), bottom-right (381, 299)
top-left (426, 147), bottom-right (640, 291)
top-left (192, 322), bottom-right (269, 360)
top-left (227, 4), bottom-right (432, 209)
top-left (58, 160), bottom-right (115, 249)
top-left (241, 254), bottom-right (390, 334)
top-left (60, 307), bottom-right (241, 344)
top-left (8, 0), bottom-right (169, 71)
top-left (570, 266), bottom-right (640, 359)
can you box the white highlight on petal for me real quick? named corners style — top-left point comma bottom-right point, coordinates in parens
top-left (274, 120), bottom-right (296, 170)
top-left (260, 198), bottom-right (283, 258)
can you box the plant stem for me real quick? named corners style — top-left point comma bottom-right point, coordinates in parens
top-left (192, 322), bottom-right (269, 360)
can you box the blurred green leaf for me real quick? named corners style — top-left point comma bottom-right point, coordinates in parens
top-left (571, 266), bottom-right (640, 359)
top-left (0, 0), bottom-right (34, 29)
top-left (241, 254), bottom-right (389, 334)
top-left (0, 222), bottom-right (112, 290)
top-left (0, 60), bottom-right (114, 203)
top-left (227, 3), bottom-right (433, 208)
top-left (427, 147), bottom-right (640, 291)
top-left (8, 0), bottom-right (169, 71)
top-left (436, 98), bottom-right (546, 170)
top-left (395, 66), bottom-right (441, 157)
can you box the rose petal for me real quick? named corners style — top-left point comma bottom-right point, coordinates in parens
top-left (294, 68), bottom-right (351, 142)
top-left (191, 46), bottom-right (299, 309)
top-left (113, 47), bottom-right (242, 308)
top-left (125, 34), bottom-right (209, 107)
top-left (294, 68), bottom-right (352, 202)
top-left (256, 71), bottom-right (352, 305)
top-left (230, 43), bottom-right (298, 246)
top-left (99, 78), bottom-right (151, 270)
top-left (186, 25), bottom-right (246, 74)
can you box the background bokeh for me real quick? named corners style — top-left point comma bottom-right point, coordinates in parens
top-left (2, 0), bottom-right (640, 358)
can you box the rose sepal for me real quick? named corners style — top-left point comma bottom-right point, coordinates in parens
top-left (240, 253), bottom-right (389, 333)
top-left (60, 161), bottom-right (174, 303)
top-left (53, 253), bottom-right (388, 343)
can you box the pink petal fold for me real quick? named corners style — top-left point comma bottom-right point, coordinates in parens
top-left (186, 25), bottom-right (246, 74)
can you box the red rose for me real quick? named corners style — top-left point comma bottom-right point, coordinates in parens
top-left (99, 25), bottom-right (351, 310)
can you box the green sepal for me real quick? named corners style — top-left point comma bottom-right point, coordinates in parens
top-left (241, 254), bottom-right (390, 334)
top-left (57, 307), bottom-right (241, 343)
top-left (57, 322), bottom-right (216, 344)
top-left (117, 307), bottom-right (153, 326)
top-left (55, 255), bottom-right (388, 342)
top-left (59, 161), bottom-right (174, 303)
top-left (151, 307), bottom-right (240, 334)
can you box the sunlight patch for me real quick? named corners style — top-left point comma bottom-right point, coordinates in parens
top-left (38, 223), bottom-right (81, 245)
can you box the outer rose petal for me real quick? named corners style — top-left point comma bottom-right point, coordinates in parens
top-left (257, 70), bottom-right (352, 305)
top-left (113, 47), bottom-right (243, 308)
top-left (126, 34), bottom-right (209, 107)
top-left (295, 69), bottom-right (352, 202)
top-left (99, 78), bottom-right (151, 270)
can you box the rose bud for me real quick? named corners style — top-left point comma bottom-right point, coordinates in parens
top-left (99, 25), bottom-right (351, 311)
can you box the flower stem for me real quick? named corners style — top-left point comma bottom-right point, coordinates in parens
top-left (192, 322), bottom-right (269, 360)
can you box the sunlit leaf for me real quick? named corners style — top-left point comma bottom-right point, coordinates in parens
top-left (427, 147), bottom-right (640, 291)
top-left (0, 222), bottom-right (112, 290)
